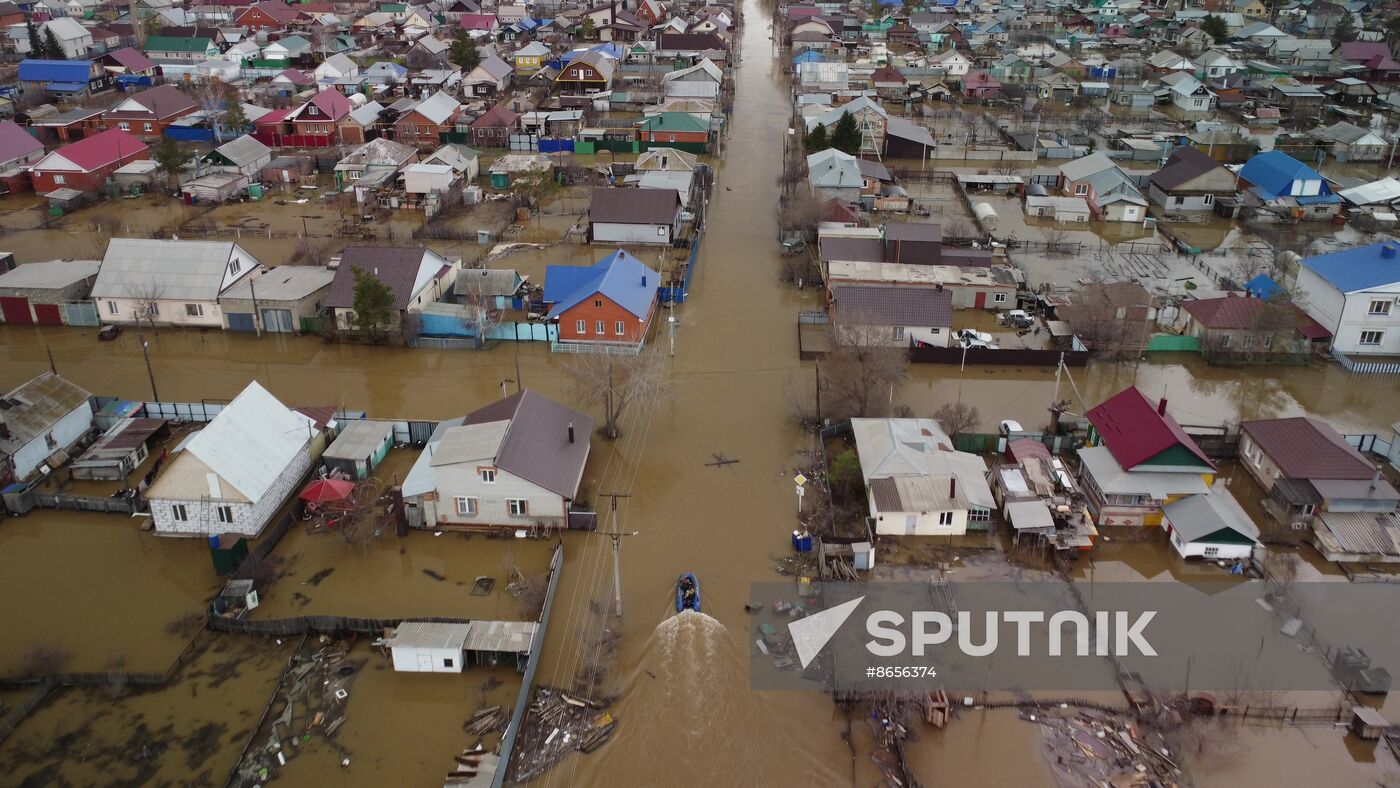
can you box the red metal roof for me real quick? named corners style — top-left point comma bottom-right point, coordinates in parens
top-left (50, 128), bottom-right (148, 171)
top-left (1087, 387), bottom-right (1214, 471)
top-left (254, 107), bottom-right (291, 126)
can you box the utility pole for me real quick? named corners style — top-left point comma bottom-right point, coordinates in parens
top-left (667, 313), bottom-right (676, 357)
top-left (513, 339), bottom-right (523, 393)
top-left (45, 343), bottom-right (56, 375)
top-left (814, 360), bottom-right (821, 422)
top-left (249, 270), bottom-right (261, 337)
top-left (137, 330), bottom-right (159, 401)
top-left (596, 491), bottom-right (636, 616)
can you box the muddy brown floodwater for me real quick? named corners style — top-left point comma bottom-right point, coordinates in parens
top-left (2, 3), bottom-right (1399, 786)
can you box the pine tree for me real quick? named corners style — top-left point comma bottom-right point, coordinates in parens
top-left (43, 28), bottom-right (64, 60)
top-left (26, 22), bottom-right (41, 58)
top-left (830, 111), bottom-right (862, 155)
top-left (449, 28), bottom-right (480, 71)
top-left (804, 123), bottom-right (829, 153)
top-left (1201, 14), bottom-right (1229, 44)
top-left (1333, 12), bottom-right (1357, 46)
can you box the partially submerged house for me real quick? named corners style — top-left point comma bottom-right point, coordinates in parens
top-left (1294, 241), bottom-right (1400, 356)
top-left (544, 249), bottom-right (660, 349)
top-left (851, 417), bottom-right (996, 536)
top-left (323, 246), bottom-right (458, 334)
top-left (1240, 417), bottom-right (1397, 529)
top-left (1077, 387), bottom-right (1215, 526)
top-left (1148, 146), bottom-right (1236, 212)
top-left (1057, 153), bottom-right (1148, 222)
top-left (1238, 150), bottom-right (1340, 220)
top-left (829, 283), bottom-right (954, 348)
top-left (322, 420), bottom-right (394, 480)
top-left (400, 390), bottom-right (592, 530)
top-left (146, 381), bottom-right (322, 537)
top-left (92, 240), bottom-right (261, 327)
top-left (588, 187), bottom-right (682, 246)
top-left (0, 372), bottom-right (93, 486)
top-left (1163, 485), bottom-right (1261, 560)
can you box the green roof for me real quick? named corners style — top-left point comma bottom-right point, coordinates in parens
top-left (638, 112), bottom-right (708, 133)
top-left (380, 2), bottom-right (407, 10)
top-left (145, 36), bottom-right (215, 53)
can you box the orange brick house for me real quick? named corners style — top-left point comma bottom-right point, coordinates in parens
top-left (544, 249), bottom-right (660, 349)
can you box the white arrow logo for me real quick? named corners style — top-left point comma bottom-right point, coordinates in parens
top-left (789, 596), bottom-right (865, 669)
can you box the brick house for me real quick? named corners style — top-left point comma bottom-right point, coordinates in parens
top-left (29, 128), bottom-right (149, 194)
top-left (234, 0), bottom-right (305, 30)
top-left (544, 249), bottom-right (660, 349)
top-left (470, 104), bottom-right (519, 149)
top-left (99, 85), bottom-right (198, 140)
top-left (394, 91), bottom-right (462, 150)
top-left (286, 89), bottom-right (353, 144)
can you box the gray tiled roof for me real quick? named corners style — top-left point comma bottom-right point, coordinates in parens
top-left (463, 390), bottom-right (592, 498)
top-left (832, 284), bottom-right (952, 327)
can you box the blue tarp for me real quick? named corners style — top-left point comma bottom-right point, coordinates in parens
top-left (1243, 274), bottom-right (1282, 299)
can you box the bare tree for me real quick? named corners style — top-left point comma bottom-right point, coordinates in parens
top-left (1058, 277), bottom-right (1151, 360)
top-left (933, 402), bottom-right (981, 440)
top-left (1041, 224), bottom-right (1072, 255)
top-left (457, 275), bottom-right (502, 342)
top-left (778, 189), bottom-right (826, 241)
top-left (128, 283), bottom-right (165, 328)
top-left (821, 325), bottom-right (910, 419)
top-left (564, 350), bottom-right (675, 440)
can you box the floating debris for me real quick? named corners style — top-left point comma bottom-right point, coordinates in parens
top-left (464, 706), bottom-right (508, 736)
top-left (508, 687), bottom-right (616, 782)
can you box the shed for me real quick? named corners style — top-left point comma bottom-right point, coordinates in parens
top-left (0, 259), bottom-right (100, 325)
top-left (323, 420), bottom-right (394, 480)
top-left (69, 416), bottom-right (164, 481)
top-left (386, 621), bottom-right (472, 673)
top-left (462, 620), bottom-right (537, 670)
top-left (1351, 706), bottom-right (1390, 739)
top-left (181, 172), bottom-right (249, 203)
top-left (1163, 486), bottom-right (1260, 560)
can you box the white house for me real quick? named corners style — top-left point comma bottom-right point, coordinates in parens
top-left (92, 240), bottom-right (261, 327)
top-left (314, 53), bottom-right (360, 82)
top-left (589, 187), bottom-right (682, 246)
top-left (852, 418), bottom-right (996, 537)
top-left (662, 58), bottom-right (723, 98)
top-left (0, 373), bottom-right (93, 485)
top-left (401, 390), bottom-right (593, 530)
top-left (1163, 486), bottom-right (1261, 560)
top-left (928, 48), bottom-right (972, 76)
top-left (386, 621), bottom-right (472, 673)
top-left (39, 17), bottom-right (92, 59)
top-left (1161, 72), bottom-right (1216, 113)
top-left (1295, 241), bottom-right (1400, 355)
top-left (145, 381), bottom-right (320, 537)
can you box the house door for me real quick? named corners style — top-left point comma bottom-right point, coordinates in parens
top-left (226, 313), bottom-right (256, 332)
top-left (974, 292), bottom-right (986, 309)
top-left (261, 308), bottom-right (294, 333)
top-left (905, 514), bottom-right (917, 535)
top-left (0, 296), bottom-right (32, 324)
top-left (416, 653), bottom-right (433, 671)
top-left (33, 303), bottom-right (63, 325)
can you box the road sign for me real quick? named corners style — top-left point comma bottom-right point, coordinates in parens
top-left (794, 473), bottom-right (808, 487)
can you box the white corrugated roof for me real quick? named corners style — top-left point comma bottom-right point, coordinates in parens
top-left (93, 239), bottom-right (252, 300)
top-left (429, 421), bottom-right (508, 467)
top-left (183, 381), bottom-right (318, 502)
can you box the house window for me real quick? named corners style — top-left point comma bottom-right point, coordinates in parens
top-left (892, 326), bottom-right (905, 341)
top-left (968, 507), bottom-right (990, 522)
top-left (1074, 183), bottom-right (1088, 196)
top-left (576, 319), bottom-right (586, 334)
top-left (1263, 334), bottom-right (1273, 349)
top-left (479, 467), bottom-right (496, 483)
top-left (185, 304), bottom-right (203, 317)
top-left (454, 496), bottom-right (478, 515)
top-left (230, 258), bottom-right (241, 275)
top-left (993, 292), bottom-right (1007, 303)
top-left (1369, 299), bottom-right (1392, 316)
top-left (117, 121), bottom-right (131, 131)
top-left (1242, 334), bottom-right (1254, 349)
top-left (443, 657), bottom-right (455, 668)
top-left (1360, 330), bottom-right (1385, 346)
top-left (53, 175), bottom-right (65, 185)
top-left (1202, 193), bottom-right (1214, 205)
top-left (595, 320), bottom-right (605, 335)
top-left (171, 504), bottom-right (188, 522)
top-left (615, 321), bottom-right (625, 336)
top-left (1219, 333), bottom-right (1232, 348)
top-left (594, 299), bottom-right (603, 308)
top-left (937, 511), bottom-right (954, 526)
top-left (107, 300), bottom-right (118, 315)
top-left (217, 505), bottom-right (234, 523)
top-left (507, 498), bottom-right (529, 517)
top-left (1203, 546), bottom-right (1220, 557)
top-left (1171, 196), bottom-right (1182, 206)
top-left (1299, 503), bottom-right (1316, 516)
top-left (143, 123), bottom-right (153, 132)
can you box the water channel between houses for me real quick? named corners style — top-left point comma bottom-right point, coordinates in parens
top-left (3, 2), bottom-right (1400, 785)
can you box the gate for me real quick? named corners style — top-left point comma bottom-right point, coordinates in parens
top-left (32, 303), bottom-right (63, 325)
top-left (62, 301), bottom-right (99, 326)
top-left (539, 138), bottom-right (574, 154)
top-left (226, 312), bottom-right (255, 332)
top-left (261, 308), bottom-right (294, 333)
top-left (0, 295), bottom-right (31, 324)
top-left (508, 133), bottom-right (539, 151)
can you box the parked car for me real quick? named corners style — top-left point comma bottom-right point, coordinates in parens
top-left (1000, 309), bottom-right (1033, 329)
top-left (999, 419), bottom-right (1025, 436)
top-left (956, 328), bottom-right (995, 344)
top-left (957, 334), bottom-right (999, 350)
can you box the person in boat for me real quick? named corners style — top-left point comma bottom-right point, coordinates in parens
top-left (680, 575), bottom-right (696, 606)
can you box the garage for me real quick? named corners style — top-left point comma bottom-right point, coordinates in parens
top-left (0, 296), bottom-right (32, 324)
top-left (226, 312), bottom-right (256, 332)
top-left (260, 308), bottom-right (294, 333)
top-left (33, 303), bottom-right (63, 325)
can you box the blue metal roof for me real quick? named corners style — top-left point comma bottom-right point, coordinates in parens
top-left (18, 60), bottom-right (93, 84)
top-left (1239, 150), bottom-right (1328, 201)
top-left (792, 50), bottom-right (826, 64)
top-left (1301, 242), bottom-right (1400, 293)
top-left (544, 249), bottom-right (660, 320)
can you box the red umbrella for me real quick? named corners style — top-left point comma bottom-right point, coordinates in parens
top-left (299, 478), bottom-right (356, 504)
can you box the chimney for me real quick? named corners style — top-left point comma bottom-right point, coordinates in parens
top-left (1384, 243), bottom-right (1399, 260)
top-left (948, 476), bottom-right (956, 501)
top-left (568, 421), bottom-right (575, 444)
top-left (642, 274), bottom-right (647, 287)
top-left (1157, 397), bottom-right (1168, 416)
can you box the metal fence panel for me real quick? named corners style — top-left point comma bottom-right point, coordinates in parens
top-left (62, 301), bottom-right (99, 327)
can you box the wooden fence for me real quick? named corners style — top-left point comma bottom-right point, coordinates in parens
top-left (908, 344), bottom-right (1089, 368)
top-left (32, 492), bottom-right (142, 515)
top-left (208, 613), bottom-right (475, 637)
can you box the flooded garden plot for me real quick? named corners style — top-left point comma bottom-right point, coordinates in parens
top-left (0, 511), bottom-right (220, 676)
top-left (252, 526), bottom-right (555, 622)
top-left (236, 639), bottom-right (522, 788)
top-left (0, 634), bottom-right (297, 787)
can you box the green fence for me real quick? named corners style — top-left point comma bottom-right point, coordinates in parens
top-left (1146, 334), bottom-right (1201, 353)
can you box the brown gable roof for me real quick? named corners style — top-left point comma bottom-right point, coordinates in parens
top-left (590, 187), bottom-right (681, 225)
top-left (832, 284), bottom-right (953, 327)
top-left (1241, 417), bottom-right (1376, 480)
top-left (463, 389), bottom-right (593, 498)
top-left (323, 247), bottom-right (441, 310)
top-left (1151, 145), bottom-right (1227, 191)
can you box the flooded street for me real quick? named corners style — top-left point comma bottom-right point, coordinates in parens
top-left (2, 3), bottom-right (1400, 786)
